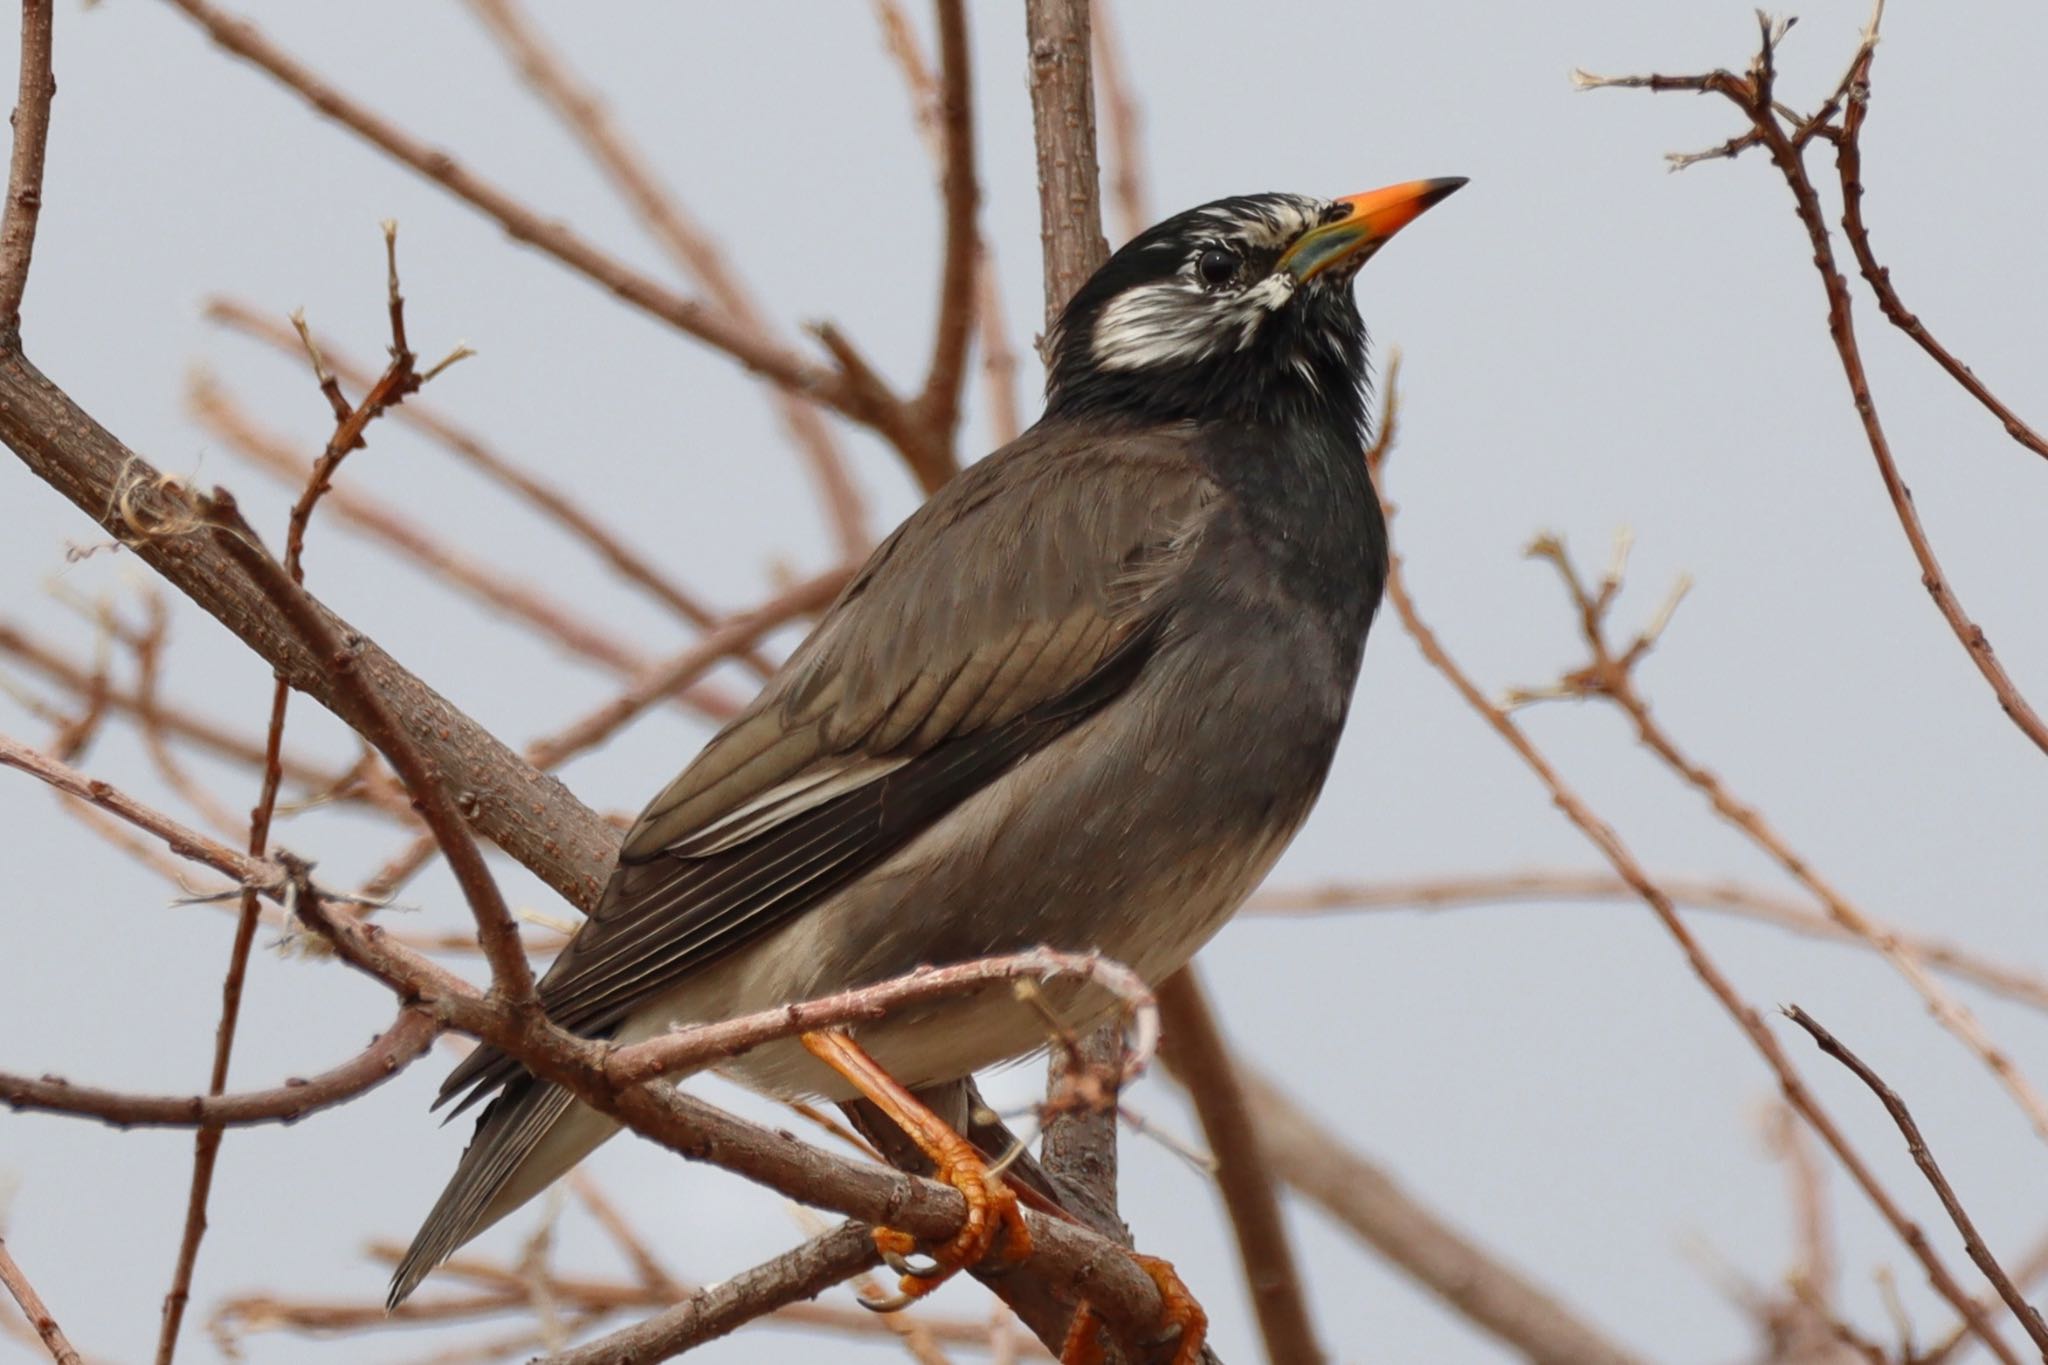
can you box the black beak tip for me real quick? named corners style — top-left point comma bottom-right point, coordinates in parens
top-left (1425, 176), bottom-right (1470, 205)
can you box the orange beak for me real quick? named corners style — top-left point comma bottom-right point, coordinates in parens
top-left (1279, 177), bottom-right (1468, 281)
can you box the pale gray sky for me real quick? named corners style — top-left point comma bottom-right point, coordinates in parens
top-left (2, 2), bottom-right (2045, 1361)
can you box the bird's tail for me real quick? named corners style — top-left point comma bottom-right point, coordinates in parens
top-left (387, 1079), bottom-right (622, 1309)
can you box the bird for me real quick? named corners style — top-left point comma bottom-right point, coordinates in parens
top-left (389, 179), bottom-right (1466, 1351)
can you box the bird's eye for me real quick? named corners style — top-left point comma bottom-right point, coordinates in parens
top-left (1195, 247), bottom-right (1239, 287)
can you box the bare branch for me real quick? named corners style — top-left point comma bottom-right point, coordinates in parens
top-left (0, 1235), bottom-right (83, 1365)
top-left (536, 1222), bottom-right (879, 1365)
top-left (909, 0), bottom-right (977, 474)
top-left (1155, 970), bottom-right (1324, 1365)
top-left (1020, 0), bottom-right (1127, 1275)
top-left (1785, 1007), bottom-right (2048, 1353)
top-left (1024, 0), bottom-right (1109, 332)
top-left (1248, 870), bottom-right (2048, 1014)
top-left (204, 297), bottom-right (764, 669)
top-left (1089, 0), bottom-right (1148, 242)
top-left (0, 0), bottom-right (55, 336)
top-left (2, 1008), bottom-right (435, 1129)
top-left (1581, 18), bottom-right (2048, 758)
top-left (1368, 370), bottom-right (2021, 1364)
top-left (0, 730), bottom-right (291, 892)
top-left (1241, 1067), bottom-right (1645, 1365)
top-left (155, 0), bottom-right (875, 424)
top-left (602, 948), bottom-right (1158, 1094)
top-left (202, 490), bottom-right (535, 1003)
top-left (1831, 47), bottom-right (2048, 463)
top-left (460, 0), bottom-right (871, 557)
top-left (1518, 531), bottom-right (2048, 1144)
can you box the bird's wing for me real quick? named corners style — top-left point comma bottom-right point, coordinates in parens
top-left (437, 428), bottom-right (1219, 1113)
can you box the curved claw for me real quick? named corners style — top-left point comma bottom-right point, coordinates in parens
top-left (1058, 1252), bottom-right (1207, 1365)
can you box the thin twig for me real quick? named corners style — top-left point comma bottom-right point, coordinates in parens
top-left (0, 730), bottom-right (292, 892)
top-left (535, 1222), bottom-right (880, 1365)
top-left (1089, 0), bottom-right (1148, 242)
top-left (0, 1236), bottom-right (83, 1365)
top-left (158, 237), bottom-right (430, 1365)
top-left (907, 0), bottom-right (976, 485)
top-left (204, 297), bottom-right (765, 670)
top-left (459, 0), bottom-right (871, 555)
top-left (2, 1008), bottom-right (436, 1129)
top-left (1785, 1006), bottom-right (2048, 1353)
top-left (0, 0), bottom-right (55, 336)
top-left (1580, 15), bottom-right (2048, 757)
top-left (1249, 869), bottom-right (2048, 1014)
top-left (202, 489), bottom-right (536, 1003)
top-left (1832, 63), bottom-right (2048, 463)
top-left (1518, 530), bottom-right (2048, 1144)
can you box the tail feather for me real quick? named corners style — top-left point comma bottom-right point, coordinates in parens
top-left (387, 1079), bottom-right (621, 1309)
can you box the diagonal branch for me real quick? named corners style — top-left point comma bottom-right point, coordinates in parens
top-left (0, 1235), bottom-right (83, 1365)
top-left (1786, 1007), bottom-right (2048, 1354)
top-left (1155, 971), bottom-right (1324, 1365)
top-left (1241, 1067), bottom-right (1646, 1365)
top-left (1831, 60), bottom-right (2048, 464)
top-left (1368, 364), bottom-right (2019, 1365)
top-left (155, 0), bottom-right (869, 428)
top-left (203, 489), bottom-right (535, 1003)
top-left (205, 298), bottom-right (764, 664)
top-left (1579, 15), bottom-right (2048, 759)
top-left (535, 1222), bottom-right (880, 1365)
top-left (460, 0), bottom-right (872, 554)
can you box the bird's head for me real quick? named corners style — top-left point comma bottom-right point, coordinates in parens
top-left (1044, 180), bottom-right (1465, 438)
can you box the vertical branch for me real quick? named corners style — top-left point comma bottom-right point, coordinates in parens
top-left (158, 238), bottom-right (429, 1365)
top-left (1157, 970), bottom-right (1325, 1365)
top-left (0, 0), bottom-right (53, 337)
top-left (1023, 0), bottom-right (1122, 1244)
top-left (910, 0), bottom-right (978, 470)
top-left (1089, 0), bottom-right (1148, 243)
top-left (0, 1236), bottom-right (83, 1365)
top-left (1024, 0), bottom-right (1109, 333)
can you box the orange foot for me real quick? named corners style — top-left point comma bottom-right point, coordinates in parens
top-left (1059, 1252), bottom-right (1207, 1365)
top-left (801, 1030), bottom-right (1033, 1305)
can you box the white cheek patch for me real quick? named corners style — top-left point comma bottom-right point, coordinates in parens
top-left (1092, 271), bottom-right (1298, 372)
top-left (1091, 280), bottom-right (1223, 371)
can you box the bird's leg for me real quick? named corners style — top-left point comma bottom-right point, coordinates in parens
top-left (1056, 1252), bottom-right (1207, 1365)
top-left (801, 1030), bottom-right (1033, 1305)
